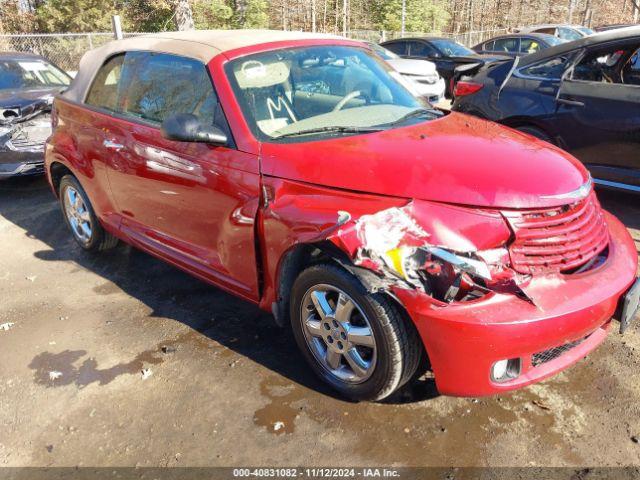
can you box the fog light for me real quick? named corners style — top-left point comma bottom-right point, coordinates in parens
top-left (491, 358), bottom-right (521, 383)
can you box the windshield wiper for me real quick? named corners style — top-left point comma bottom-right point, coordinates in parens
top-left (274, 125), bottom-right (384, 139)
top-left (386, 107), bottom-right (442, 127)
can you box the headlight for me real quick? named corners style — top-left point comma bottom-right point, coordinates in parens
top-left (384, 245), bottom-right (492, 281)
top-left (426, 247), bottom-right (492, 280)
top-left (381, 245), bottom-right (499, 303)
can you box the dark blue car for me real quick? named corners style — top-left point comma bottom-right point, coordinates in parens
top-left (453, 27), bottom-right (640, 192)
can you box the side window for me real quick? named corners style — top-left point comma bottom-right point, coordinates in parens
top-left (520, 38), bottom-right (542, 54)
top-left (119, 52), bottom-right (218, 125)
top-left (624, 49), bottom-right (640, 86)
top-left (482, 40), bottom-right (495, 51)
top-left (493, 38), bottom-right (520, 53)
top-left (520, 56), bottom-right (568, 79)
top-left (573, 44), bottom-right (640, 85)
top-left (383, 42), bottom-right (407, 56)
top-left (407, 41), bottom-right (437, 57)
top-left (629, 50), bottom-right (640, 71)
top-left (85, 54), bottom-right (125, 112)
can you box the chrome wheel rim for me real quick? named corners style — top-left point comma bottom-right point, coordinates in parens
top-left (63, 186), bottom-right (92, 245)
top-left (301, 284), bottom-right (377, 384)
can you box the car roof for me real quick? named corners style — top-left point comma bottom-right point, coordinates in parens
top-left (518, 25), bottom-right (640, 66)
top-left (0, 51), bottom-right (48, 61)
top-left (382, 36), bottom-right (453, 43)
top-left (480, 33), bottom-right (559, 43)
top-left (64, 29), bottom-right (346, 104)
top-left (518, 24), bottom-right (583, 30)
top-left (131, 29), bottom-right (342, 55)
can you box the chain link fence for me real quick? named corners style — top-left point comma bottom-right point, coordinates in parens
top-left (0, 32), bottom-right (143, 74)
top-left (0, 28), bottom-right (509, 74)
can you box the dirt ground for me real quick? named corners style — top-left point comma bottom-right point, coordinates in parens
top-left (0, 176), bottom-right (639, 469)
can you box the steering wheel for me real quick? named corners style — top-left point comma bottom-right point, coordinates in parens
top-left (333, 90), bottom-right (367, 112)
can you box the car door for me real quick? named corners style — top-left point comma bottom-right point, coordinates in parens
top-left (554, 42), bottom-right (640, 188)
top-left (497, 54), bottom-right (570, 124)
top-left (97, 51), bottom-right (261, 299)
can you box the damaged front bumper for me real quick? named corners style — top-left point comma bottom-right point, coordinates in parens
top-left (0, 114), bottom-right (50, 178)
top-left (392, 212), bottom-right (637, 396)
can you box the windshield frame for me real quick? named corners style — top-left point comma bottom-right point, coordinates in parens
top-left (0, 56), bottom-right (72, 92)
top-left (367, 42), bottom-right (400, 60)
top-left (223, 43), bottom-right (434, 144)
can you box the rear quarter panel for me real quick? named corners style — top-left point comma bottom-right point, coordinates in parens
top-left (47, 99), bottom-right (120, 232)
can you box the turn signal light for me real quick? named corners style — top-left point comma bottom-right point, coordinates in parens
top-left (454, 81), bottom-right (483, 97)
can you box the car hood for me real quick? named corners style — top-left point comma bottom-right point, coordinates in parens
top-left (386, 58), bottom-right (438, 76)
top-left (261, 112), bottom-right (589, 210)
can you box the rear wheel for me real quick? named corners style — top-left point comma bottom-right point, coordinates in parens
top-left (59, 175), bottom-right (118, 252)
top-left (290, 263), bottom-right (422, 401)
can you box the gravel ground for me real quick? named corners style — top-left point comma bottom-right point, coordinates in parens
top-left (0, 176), bottom-right (639, 469)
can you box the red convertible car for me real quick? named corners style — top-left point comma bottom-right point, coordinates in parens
top-left (45, 30), bottom-right (640, 401)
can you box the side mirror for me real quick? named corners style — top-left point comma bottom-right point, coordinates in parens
top-left (161, 113), bottom-right (227, 146)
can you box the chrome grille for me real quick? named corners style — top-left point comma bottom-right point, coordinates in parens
top-left (502, 192), bottom-right (609, 274)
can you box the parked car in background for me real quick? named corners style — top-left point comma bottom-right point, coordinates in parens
top-left (515, 24), bottom-right (595, 41)
top-left (46, 30), bottom-right (639, 402)
top-left (0, 52), bottom-right (71, 178)
top-left (452, 27), bottom-right (640, 192)
top-left (367, 42), bottom-right (445, 103)
top-left (595, 24), bottom-right (638, 32)
top-left (380, 37), bottom-right (508, 96)
top-left (473, 33), bottom-right (565, 57)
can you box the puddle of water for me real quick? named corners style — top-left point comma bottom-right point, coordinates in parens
top-left (254, 377), bottom-right (304, 435)
top-left (28, 348), bottom-right (165, 388)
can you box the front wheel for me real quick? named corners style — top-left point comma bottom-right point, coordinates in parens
top-left (290, 264), bottom-right (422, 401)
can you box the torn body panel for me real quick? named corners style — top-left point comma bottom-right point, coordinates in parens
top-left (328, 200), bottom-right (520, 303)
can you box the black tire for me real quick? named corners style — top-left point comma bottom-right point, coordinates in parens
top-left (290, 263), bottom-right (422, 402)
top-left (59, 175), bottom-right (118, 252)
top-left (515, 125), bottom-right (555, 144)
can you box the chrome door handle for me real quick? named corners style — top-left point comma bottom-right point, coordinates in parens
top-left (103, 139), bottom-right (125, 150)
top-left (556, 97), bottom-right (585, 108)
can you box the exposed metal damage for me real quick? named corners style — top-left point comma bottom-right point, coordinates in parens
top-left (0, 101), bottom-right (52, 177)
top-left (329, 203), bottom-right (532, 305)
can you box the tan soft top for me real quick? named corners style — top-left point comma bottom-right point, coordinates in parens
top-left (63, 29), bottom-right (344, 103)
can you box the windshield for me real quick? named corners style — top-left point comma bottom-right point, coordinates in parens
top-left (545, 36), bottom-right (566, 46)
top-left (429, 39), bottom-right (474, 56)
top-left (0, 58), bottom-right (71, 91)
top-left (557, 27), bottom-right (584, 41)
top-left (368, 43), bottom-right (399, 60)
top-left (226, 45), bottom-right (436, 142)
top-left (577, 26), bottom-right (595, 36)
